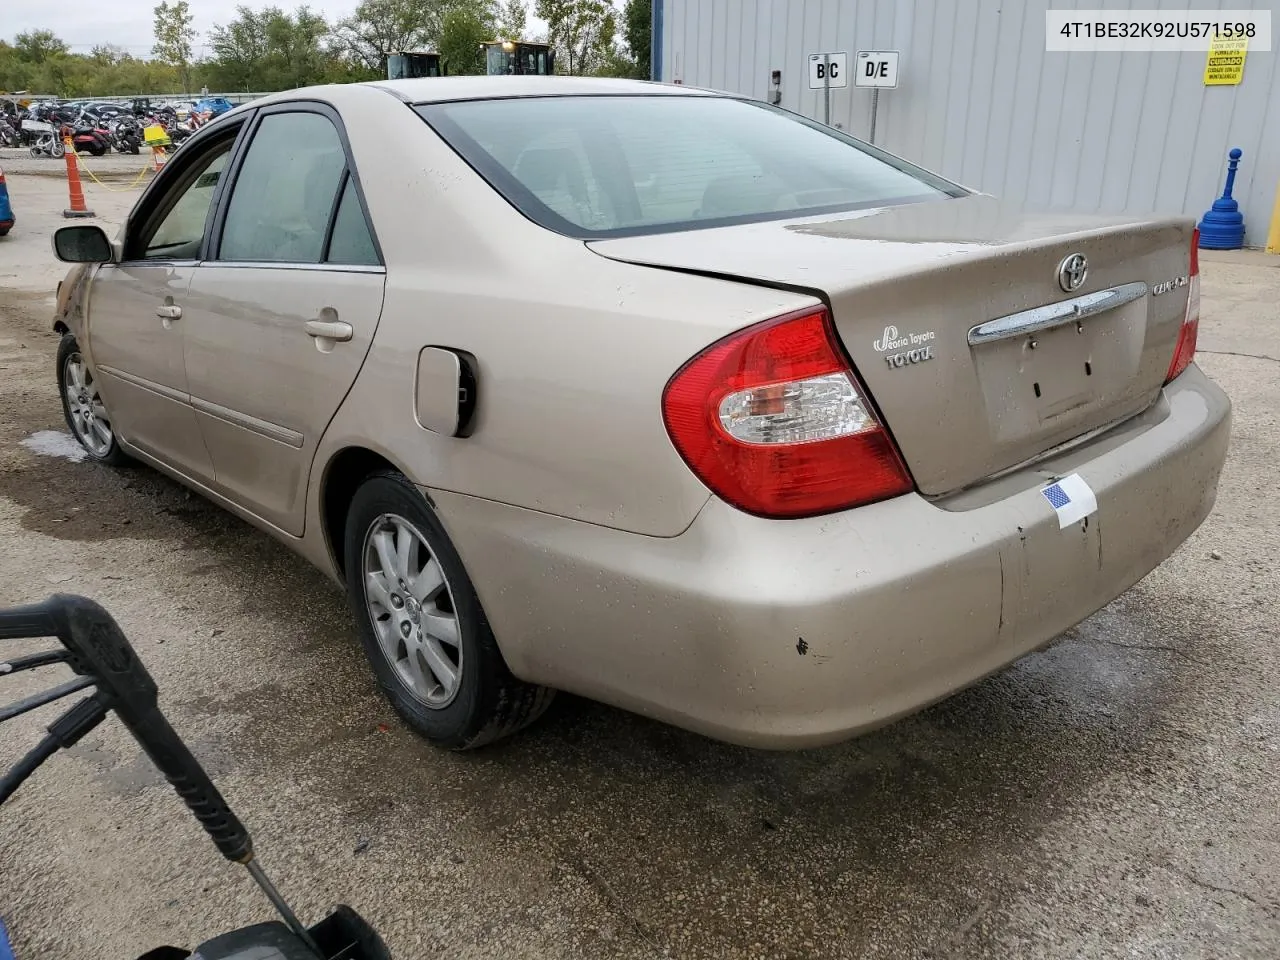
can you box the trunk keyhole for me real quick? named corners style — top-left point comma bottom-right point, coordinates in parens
top-left (1033, 381), bottom-right (1042, 398)
top-left (1085, 361), bottom-right (1093, 376)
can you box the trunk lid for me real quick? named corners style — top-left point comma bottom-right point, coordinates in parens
top-left (588, 195), bottom-right (1195, 496)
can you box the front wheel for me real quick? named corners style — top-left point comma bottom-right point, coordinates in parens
top-left (57, 334), bottom-right (130, 465)
top-left (344, 472), bottom-right (554, 749)
top-left (51, 139), bottom-right (64, 159)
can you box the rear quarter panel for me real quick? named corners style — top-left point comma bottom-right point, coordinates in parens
top-left (308, 85), bottom-right (813, 538)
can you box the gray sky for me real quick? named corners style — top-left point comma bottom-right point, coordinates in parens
top-left (7, 0), bottom-right (553, 57)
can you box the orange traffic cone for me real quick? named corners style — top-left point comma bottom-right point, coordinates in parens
top-left (152, 145), bottom-right (167, 172)
top-left (63, 135), bottom-right (94, 219)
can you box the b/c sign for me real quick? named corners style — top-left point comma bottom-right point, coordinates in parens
top-left (854, 50), bottom-right (900, 88)
top-left (808, 52), bottom-right (848, 89)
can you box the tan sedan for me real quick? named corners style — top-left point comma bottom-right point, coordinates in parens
top-left (51, 77), bottom-right (1230, 749)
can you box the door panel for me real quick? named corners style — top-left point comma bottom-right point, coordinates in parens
top-left (183, 267), bottom-right (385, 534)
top-left (86, 263), bottom-right (211, 478)
top-left (83, 130), bottom-right (239, 481)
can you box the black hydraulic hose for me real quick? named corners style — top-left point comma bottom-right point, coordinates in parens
top-left (1, 649), bottom-right (69, 675)
top-left (0, 733), bottom-right (59, 805)
top-left (1, 697), bottom-right (107, 806)
top-left (0, 676), bottom-right (95, 722)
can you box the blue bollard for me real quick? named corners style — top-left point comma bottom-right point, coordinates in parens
top-left (1198, 147), bottom-right (1246, 249)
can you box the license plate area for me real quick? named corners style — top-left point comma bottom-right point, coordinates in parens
top-left (973, 298), bottom-right (1146, 441)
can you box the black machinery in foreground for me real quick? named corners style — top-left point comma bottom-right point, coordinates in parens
top-left (0, 594), bottom-right (391, 960)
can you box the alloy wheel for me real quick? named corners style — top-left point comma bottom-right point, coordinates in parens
top-left (361, 513), bottom-right (463, 708)
top-left (63, 352), bottom-right (114, 458)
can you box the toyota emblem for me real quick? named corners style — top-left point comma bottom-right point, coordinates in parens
top-left (1057, 253), bottom-right (1088, 292)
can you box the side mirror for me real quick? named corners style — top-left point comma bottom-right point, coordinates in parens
top-left (52, 224), bottom-right (113, 263)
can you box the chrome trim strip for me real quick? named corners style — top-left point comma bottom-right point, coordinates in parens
top-left (189, 395), bottom-right (304, 448)
top-left (97, 365), bottom-right (189, 404)
top-left (967, 281), bottom-right (1148, 346)
top-left (197, 261), bottom-right (386, 274)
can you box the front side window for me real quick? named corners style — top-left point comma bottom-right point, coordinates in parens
top-left (418, 95), bottom-right (965, 239)
top-left (219, 111), bottom-right (347, 263)
top-left (138, 143), bottom-right (232, 260)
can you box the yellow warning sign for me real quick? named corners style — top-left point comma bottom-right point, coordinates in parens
top-left (1204, 37), bottom-right (1247, 86)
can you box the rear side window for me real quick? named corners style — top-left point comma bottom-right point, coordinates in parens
top-left (417, 95), bottom-right (964, 238)
top-left (219, 111), bottom-right (346, 263)
top-left (327, 176), bottom-right (379, 266)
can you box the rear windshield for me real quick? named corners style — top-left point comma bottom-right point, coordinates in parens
top-left (415, 95), bottom-right (965, 239)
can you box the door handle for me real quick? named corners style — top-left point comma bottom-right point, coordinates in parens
top-left (156, 304), bottom-right (182, 320)
top-left (304, 319), bottom-right (353, 342)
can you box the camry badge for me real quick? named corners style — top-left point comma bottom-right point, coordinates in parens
top-left (1152, 276), bottom-right (1189, 296)
top-left (1058, 253), bottom-right (1088, 292)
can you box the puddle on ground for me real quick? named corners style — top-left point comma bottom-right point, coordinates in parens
top-left (20, 430), bottom-right (86, 463)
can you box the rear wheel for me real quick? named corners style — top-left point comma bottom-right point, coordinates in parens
top-left (344, 471), bottom-right (554, 749)
top-left (57, 334), bottom-right (129, 465)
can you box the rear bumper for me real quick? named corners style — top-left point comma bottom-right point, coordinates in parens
top-left (430, 365), bottom-right (1231, 749)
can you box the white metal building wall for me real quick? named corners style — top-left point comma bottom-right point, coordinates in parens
top-left (660, 0), bottom-right (1280, 245)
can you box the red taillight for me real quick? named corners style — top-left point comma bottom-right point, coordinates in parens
top-left (1165, 228), bottom-right (1201, 384)
top-left (662, 307), bottom-right (914, 519)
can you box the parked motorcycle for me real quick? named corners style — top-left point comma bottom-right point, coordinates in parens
top-left (108, 115), bottom-right (143, 155)
top-left (70, 121), bottom-right (112, 156)
top-left (23, 118), bottom-right (64, 159)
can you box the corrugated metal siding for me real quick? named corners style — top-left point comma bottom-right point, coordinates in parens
top-left (662, 0), bottom-right (1280, 245)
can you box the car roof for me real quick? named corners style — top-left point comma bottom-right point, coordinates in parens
top-left (370, 75), bottom-right (720, 105)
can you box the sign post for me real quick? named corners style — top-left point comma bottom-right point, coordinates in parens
top-left (854, 50), bottom-right (900, 144)
top-left (824, 54), bottom-right (830, 126)
top-left (808, 52), bottom-right (848, 126)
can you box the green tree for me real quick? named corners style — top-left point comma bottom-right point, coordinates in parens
top-left (208, 5), bottom-right (370, 91)
top-left (333, 0), bottom-right (450, 72)
top-left (88, 44), bottom-right (128, 67)
top-left (496, 0), bottom-right (527, 40)
top-left (440, 4), bottom-right (496, 74)
top-left (623, 0), bottom-right (650, 79)
top-left (153, 0), bottom-right (196, 93)
top-left (0, 29), bottom-right (185, 96)
top-left (13, 30), bottom-right (69, 65)
top-left (534, 0), bottom-right (616, 75)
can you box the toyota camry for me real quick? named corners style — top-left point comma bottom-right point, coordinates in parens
top-left (50, 77), bottom-right (1230, 749)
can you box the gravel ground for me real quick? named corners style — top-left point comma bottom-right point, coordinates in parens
top-left (1, 146), bottom-right (160, 181)
top-left (0, 171), bottom-right (1277, 960)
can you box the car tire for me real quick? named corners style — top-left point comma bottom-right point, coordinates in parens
top-left (57, 333), bottom-right (130, 466)
top-left (344, 471), bottom-right (554, 749)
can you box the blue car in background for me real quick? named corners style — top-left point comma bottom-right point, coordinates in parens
top-left (192, 97), bottom-right (234, 118)
top-left (0, 166), bottom-right (14, 237)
